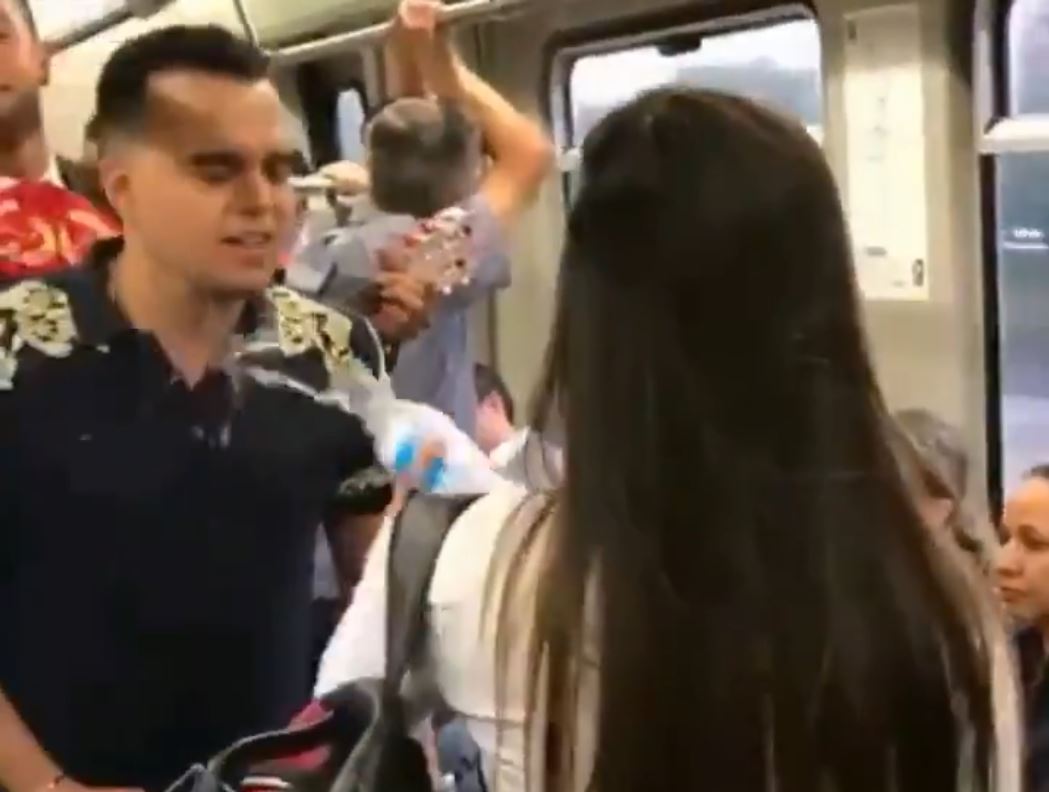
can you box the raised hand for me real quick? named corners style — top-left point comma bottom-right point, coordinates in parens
top-left (393, 0), bottom-right (444, 37)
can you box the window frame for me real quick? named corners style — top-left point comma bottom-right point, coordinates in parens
top-left (334, 83), bottom-right (371, 163)
top-left (294, 63), bottom-right (370, 167)
top-left (546, 3), bottom-right (823, 183)
top-left (976, 0), bottom-right (1049, 506)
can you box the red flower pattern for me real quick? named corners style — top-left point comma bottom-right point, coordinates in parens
top-left (0, 178), bottom-right (119, 278)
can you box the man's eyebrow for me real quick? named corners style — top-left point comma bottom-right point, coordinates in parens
top-left (266, 150), bottom-right (300, 167)
top-left (1018, 522), bottom-right (1049, 540)
top-left (188, 151), bottom-right (245, 169)
top-left (187, 150), bottom-right (299, 167)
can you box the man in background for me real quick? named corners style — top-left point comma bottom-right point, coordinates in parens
top-left (473, 362), bottom-right (516, 458)
top-left (287, 0), bottom-right (553, 437)
top-left (474, 362), bottom-right (562, 489)
top-left (0, 0), bottom-right (118, 275)
top-left (0, 0), bottom-right (53, 182)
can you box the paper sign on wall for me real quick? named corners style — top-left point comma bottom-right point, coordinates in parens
top-left (844, 4), bottom-right (930, 302)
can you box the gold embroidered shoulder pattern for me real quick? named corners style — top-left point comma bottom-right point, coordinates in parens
top-left (265, 286), bottom-right (377, 381)
top-left (0, 280), bottom-right (77, 390)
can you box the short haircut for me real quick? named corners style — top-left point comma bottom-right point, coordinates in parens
top-left (94, 25), bottom-right (271, 145)
top-left (1026, 464), bottom-right (1049, 482)
top-left (366, 97), bottom-right (481, 218)
top-left (474, 363), bottom-right (515, 424)
top-left (84, 113), bottom-right (102, 145)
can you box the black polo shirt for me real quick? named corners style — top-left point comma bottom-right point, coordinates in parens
top-left (0, 241), bottom-right (391, 790)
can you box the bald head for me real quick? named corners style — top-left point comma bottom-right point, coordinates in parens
top-left (366, 96), bottom-right (481, 217)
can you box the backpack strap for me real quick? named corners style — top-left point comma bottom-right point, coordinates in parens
top-left (383, 493), bottom-right (480, 707)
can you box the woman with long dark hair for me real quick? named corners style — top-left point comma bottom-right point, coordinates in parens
top-left (318, 88), bottom-right (1017, 792)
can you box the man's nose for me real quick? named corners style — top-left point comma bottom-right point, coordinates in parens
top-left (234, 170), bottom-right (277, 216)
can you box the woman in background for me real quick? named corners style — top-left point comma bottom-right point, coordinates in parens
top-left (319, 88), bottom-right (1018, 792)
top-left (997, 466), bottom-right (1049, 792)
top-left (895, 408), bottom-right (998, 569)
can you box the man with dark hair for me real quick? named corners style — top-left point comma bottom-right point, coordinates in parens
top-left (287, 0), bottom-right (553, 436)
top-left (0, 24), bottom-right (418, 792)
top-left (0, 0), bottom-right (52, 182)
top-left (473, 362), bottom-right (515, 455)
top-left (0, 1), bottom-right (120, 277)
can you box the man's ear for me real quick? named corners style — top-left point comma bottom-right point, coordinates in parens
top-left (98, 151), bottom-right (131, 222)
top-left (480, 391), bottom-right (504, 417)
top-left (36, 39), bottom-right (52, 87)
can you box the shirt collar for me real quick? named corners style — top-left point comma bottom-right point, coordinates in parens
top-left (73, 237), bottom-right (266, 347)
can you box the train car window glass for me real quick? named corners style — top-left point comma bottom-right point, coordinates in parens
top-left (984, 0), bottom-right (1049, 492)
top-left (993, 154), bottom-right (1049, 485)
top-left (26, 0), bottom-right (122, 40)
top-left (335, 88), bottom-right (367, 163)
top-left (568, 18), bottom-right (822, 147)
top-left (1007, 0), bottom-right (1049, 114)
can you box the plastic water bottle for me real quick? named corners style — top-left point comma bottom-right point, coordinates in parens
top-left (351, 378), bottom-right (504, 496)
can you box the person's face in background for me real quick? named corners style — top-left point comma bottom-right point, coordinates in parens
top-left (913, 468), bottom-right (956, 535)
top-left (0, 0), bottom-right (47, 131)
top-left (101, 71), bottom-right (297, 297)
top-left (996, 475), bottom-right (1049, 628)
top-left (475, 390), bottom-right (514, 455)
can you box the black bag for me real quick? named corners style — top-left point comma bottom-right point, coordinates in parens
top-left (169, 494), bottom-right (478, 792)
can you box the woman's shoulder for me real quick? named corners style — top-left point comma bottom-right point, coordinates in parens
top-left (431, 483), bottom-right (552, 602)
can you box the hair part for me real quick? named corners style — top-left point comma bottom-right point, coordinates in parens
top-left (366, 97), bottom-right (481, 217)
top-left (475, 363), bottom-right (516, 424)
top-left (93, 24), bottom-right (270, 148)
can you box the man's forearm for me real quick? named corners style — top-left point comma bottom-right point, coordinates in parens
top-left (0, 688), bottom-right (60, 792)
top-left (414, 30), bottom-right (553, 221)
top-left (434, 39), bottom-right (549, 153)
top-left (423, 35), bottom-right (550, 170)
top-left (383, 37), bottom-right (426, 98)
top-left (326, 512), bottom-right (385, 601)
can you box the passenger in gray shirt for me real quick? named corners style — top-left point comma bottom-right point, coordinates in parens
top-left (287, 1), bottom-right (552, 435)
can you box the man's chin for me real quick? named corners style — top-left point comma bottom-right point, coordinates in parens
top-left (0, 90), bottom-right (40, 123)
top-left (208, 262), bottom-right (281, 299)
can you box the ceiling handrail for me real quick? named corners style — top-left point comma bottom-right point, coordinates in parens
top-left (268, 0), bottom-right (526, 66)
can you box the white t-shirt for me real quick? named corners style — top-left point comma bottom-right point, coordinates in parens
top-left (316, 483), bottom-right (597, 792)
top-left (316, 487), bottom-right (1020, 792)
top-left (489, 429), bottom-right (563, 491)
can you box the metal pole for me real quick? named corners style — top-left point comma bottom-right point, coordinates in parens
top-left (230, 0), bottom-right (261, 45)
top-left (48, 7), bottom-right (133, 53)
top-left (269, 0), bottom-right (524, 66)
top-left (45, 0), bottom-right (177, 54)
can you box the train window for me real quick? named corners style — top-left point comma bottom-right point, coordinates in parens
top-left (335, 88), bottom-right (367, 163)
top-left (996, 152), bottom-right (1049, 485)
top-left (1007, 0), bottom-right (1049, 114)
top-left (566, 17), bottom-right (822, 148)
top-left (984, 0), bottom-right (1049, 489)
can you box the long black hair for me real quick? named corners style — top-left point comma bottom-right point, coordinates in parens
top-left (498, 88), bottom-right (999, 792)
